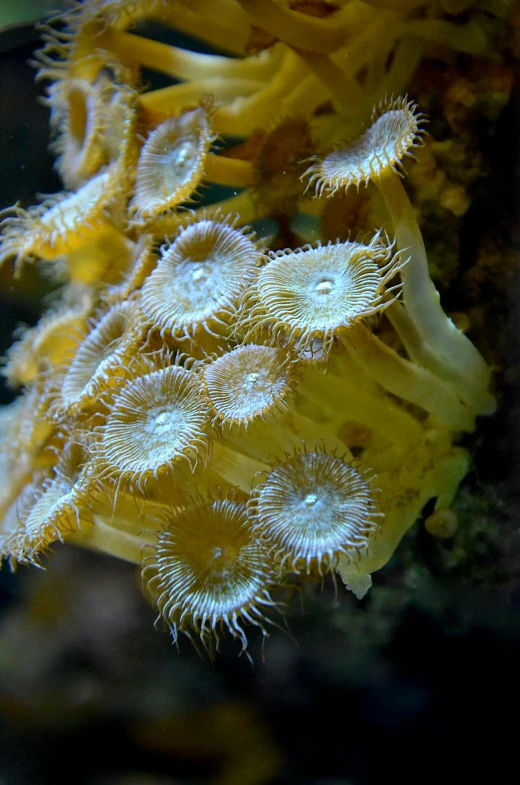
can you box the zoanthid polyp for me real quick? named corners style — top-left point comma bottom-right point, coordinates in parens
top-left (0, 0), bottom-right (502, 656)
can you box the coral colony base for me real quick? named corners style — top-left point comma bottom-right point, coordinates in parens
top-left (0, 0), bottom-right (500, 656)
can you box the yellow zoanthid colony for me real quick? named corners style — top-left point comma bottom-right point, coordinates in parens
top-left (0, 0), bottom-right (502, 655)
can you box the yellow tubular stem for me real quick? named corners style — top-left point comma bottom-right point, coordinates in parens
top-left (361, 20), bottom-right (398, 94)
top-left (291, 48), bottom-right (364, 113)
top-left (214, 52), bottom-right (307, 136)
top-left (65, 224), bottom-right (136, 285)
top-left (69, 515), bottom-right (155, 565)
top-left (161, 2), bottom-right (251, 56)
top-left (376, 169), bottom-right (491, 387)
top-left (281, 73), bottom-right (331, 117)
top-left (297, 357), bottom-right (423, 452)
top-left (363, 34), bottom-right (425, 115)
top-left (340, 436), bottom-right (471, 580)
top-left (283, 16), bottom-right (398, 120)
top-left (205, 153), bottom-right (256, 187)
top-left (149, 189), bottom-right (262, 237)
top-left (387, 302), bottom-right (496, 416)
top-left (236, 0), bottom-right (374, 54)
top-left (331, 12), bottom-right (396, 65)
top-left (107, 30), bottom-right (281, 82)
top-left (283, 409), bottom-right (347, 453)
top-left (340, 326), bottom-right (475, 431)
top-left (182, 0), bottom-right (252, 31)
top-left (105, 0), bottom-right (164, 28)
top-left (139, 78), bottom-right (264, 116)
top-left (220, 410), bottom-right (348, 468)
top-left (282, 16), bottom-right (387, 117)
top-left (432, 448), bottom-right (472, 510)
top-left (210, 441), bottom-right (269, 490)
top-left (20, 219), bottom-right (122, 269)
top-left (399, 19), bottom-right (489, 55)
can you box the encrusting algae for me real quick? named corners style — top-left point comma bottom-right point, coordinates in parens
top-left (0, 0), bottom-right (508, 657)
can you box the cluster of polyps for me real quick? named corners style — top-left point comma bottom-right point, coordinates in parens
top-left (0, 0), bottom-right (498, 655)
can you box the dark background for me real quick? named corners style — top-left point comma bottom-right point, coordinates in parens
top-left (1, 14), bottom-right (520, 785)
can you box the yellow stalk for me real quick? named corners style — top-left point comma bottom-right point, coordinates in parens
top-left (107, 30), bottom-right (282, 82)
top-left (339, 432), bottom-right (471, 582)
top-left (214, 51), bottom-right (307, 136)
top-left (340, 325), bottom-right (475, 431)
top-left (205, 153), bottom-right (256, 187)
top-left (139, 77), bottom-right (264, 116)
top-left (281, 73), bottom-right (331, 116)
top-left (209, 441), bottom-right (268, 490)
top-left (399, 18), bottom-right (489, 55)
top-left (376, 168), bottom-right (491, 386)
top-left (64, 224), bottom-right (136, 285)
top-left (161, 0), bottom-right (251, 56)
top-left (236, 0), bottom-right (375, 54)
top-left (362, 34), bottom-right (425, 115)
top-left (149, 189), bottom-right (261, 238)
top-left (283, 16), bottom-right (398, 120)
top-left (70, 515), bottom-right (154, 565)
top-left (297, 353), bottom-right (424, 452)
top-left (291, 48), bottom-right (363, 113)
top-left (219, 409), bottom-right (348, 469)
top-left (387, 302), bottom-right (496, 415)
top-left (361, 18), bottom-right (399, 94)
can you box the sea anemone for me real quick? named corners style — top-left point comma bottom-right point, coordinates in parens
top-left (0, 166), bottom-right (123, 274)
top-left (48, 65), bottom-right (138, 190)
top-left (304, 96), bottom-right (495, 416)
top-left (0, 494), bottom-right (27, 564)
top-left (202, 344), bottom-right (297, 429)
top-left (129, 104), bottom-right (216, 223)
top-left (142, 492), bottom-right (277, 653)
top-left (58, 300), bottom-right (142, 415)
top-left (140, 213), bottom-right (262, 339)
top-left (303, 96), bottom-right (425, 197)
top-left (10, 378), bottom-right (55, 460)
top-left (249, 445), bottom-right (380, 574)
top-left (92, 357), bottom-right (210, 488)
top-left (3, 302), bottom-right (90, 389)
top-left (49, 75), bottom-right (107, 188)
top-left (15, 440), bottom-right (93, 563)
top-left (0, 400), bottom-right (33, 513)
top-left (239, 232), bottom-right (403, 356)
top-left (101, 233), bottom-right (158, 306)
top-left (0, 0), bottom-right (504, 652)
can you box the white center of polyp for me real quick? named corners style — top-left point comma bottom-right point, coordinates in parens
top-left (211, 546), bottom-right (223, 560)
top-left (316, 279), bottom-right (332, 296)
top-left (303, 493), bottom-right (318, 506)
top-left (155, 412), bottom-right (169, 426)
top-left (192, 266), bottom-right (206, 283)
top-left (247, 372), bottom-right (260, 385)
top-left (171, 140), bottom-right (193, 168)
